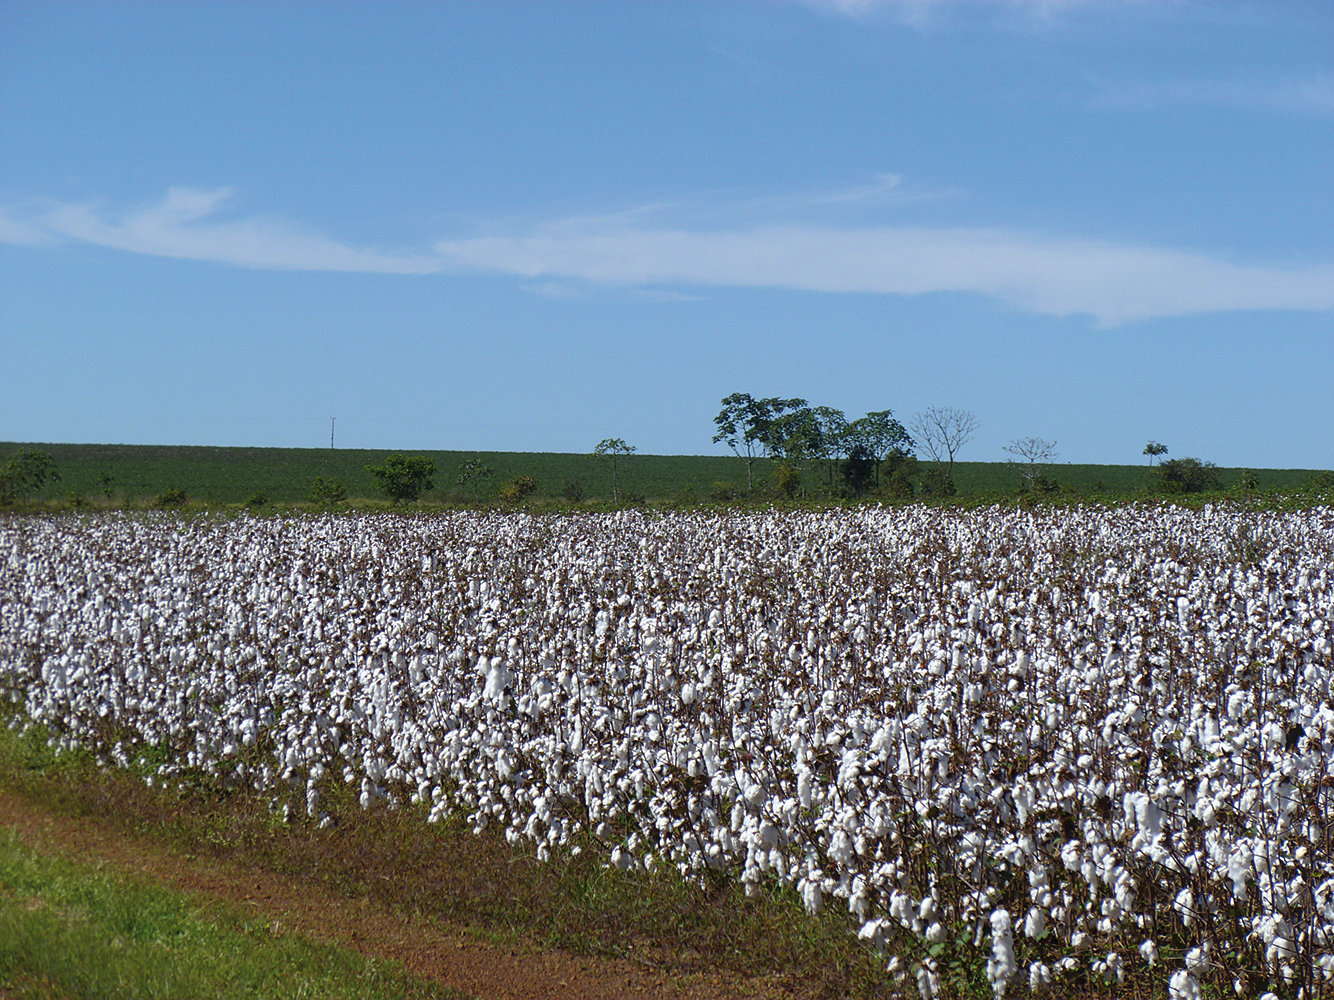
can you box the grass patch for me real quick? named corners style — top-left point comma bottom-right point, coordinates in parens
top-left (5, 440), bottom-right (1330, 506)
top-left (0, 710), bottom-right (889, 998)
top-left (0, 828), bottom-right (464, 1000)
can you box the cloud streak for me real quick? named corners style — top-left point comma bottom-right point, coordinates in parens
top-left (2, 187), bottom-right (1331, 325)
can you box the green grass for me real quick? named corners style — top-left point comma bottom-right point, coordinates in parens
top-left (0, 830), bottom-right (465, 1000)
top-left (3, 441), bottom-right (1330, 505)
top-left (0, 710), bottom-right (888, 999)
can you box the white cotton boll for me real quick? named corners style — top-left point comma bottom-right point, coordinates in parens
top-left (1170, 970), bottom-right (1202, 1000)
top-left (1175, 888), bottom-right (1195, 926)
top-left (1105, 952), bottom-right (1125, 984)
top-left (916, 962), bottom-right (939, 1000)
top-left (482, 656), bottom-right (511, 703)
top-left (1140, 939), bottom-right (1159, 966)
top-left (1028, 962), bottom-right (1050, 994)
top-left (797, 767), bottom-right (813, 809)
top-left (1024, 906), bottom-right (1046, 940)
top-left (800, 877), bottom-right (823, 915)
top-left (681, 683), bottom-right (695, 705)
top-left (925, 922), bottom-right (946, 944)
top-left (986, 909), bottom-right (1016, 997)
top-left (919, 896), bottom-right (938, 922)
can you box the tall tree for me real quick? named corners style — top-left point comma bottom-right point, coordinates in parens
top-left (810, 406), bottom-right (850, 487)
top-left (910, 406), bottom-right (978, 479)
top-left (712, 394), bottom-right (805, 494)
top-left (593, 438), bottom-right (636, 499)
top-left (847, 410), bottom-right (913, 488)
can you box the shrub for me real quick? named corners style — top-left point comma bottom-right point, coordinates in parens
top-left (882, 467), bottom-right (915, 500)
top-left (919, 467), bottom-right (956, 497)
top-left (308, 477), bottom-right (347, 506)
top-left (0, 449), bottom-right (59, 503)
top-left (1306, 471), bottom-right (1334, 491)
top-left (365, 454), bottom-right (435, 504)
top-left (151, 487), bottom-right (188, 508)
top-left (96, 473), bottom-right (115, 498)
top-left (773, 464), bottom-right (802, 499)
top-left (561, 479), bottom-right (585, 502)
top-left (707, 481), bottom-right (734, 502)
top-left (456, 458), bottom-right (494, 489)
top-left (497, 475), bottom-right (536, 502)
top-left (246, 492), bottom-right (269, 509)
top-left (1231, 469), bottom-right (1259, 493)
top-left (840, 448), bottom-right (876, 498)
top-left (1152, 457), bottom-right (1221, 494)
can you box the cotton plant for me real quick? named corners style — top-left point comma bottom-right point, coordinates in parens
top-left (2, 502), bottom-right (1333, 995)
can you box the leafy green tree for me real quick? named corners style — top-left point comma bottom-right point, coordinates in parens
top-left (809, 406), bottom-right (850, 488)
top-left (712, 394), bottom-right (806, 494)
top-left (456, 458), bottom-right (494, 489)
top-left (847, 410), bottom-right (913, 489)
top-left (1152, 457), bottom-right (1221, 494)
top-left (840, 444), bottom-right (876, 497)
top-left (593, 438), bottom-right (636, 499)
top-left (0, 449), bottom-right (59, 503)
top-left (1143, 441), bottom-right (1168, 466)
top-left (365, 454), bottom-right (435, 504)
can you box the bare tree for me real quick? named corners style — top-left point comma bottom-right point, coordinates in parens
top-left (909, 406), bottom-right (978, 478)
top-left (1003, 436), bottom-right (1058, 492)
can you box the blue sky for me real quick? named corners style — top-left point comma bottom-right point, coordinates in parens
top-left (2, 1), bottom-right (1331, 468)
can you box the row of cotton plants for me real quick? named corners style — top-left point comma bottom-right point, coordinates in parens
top-left (2, 506), bottom-right (1332, 997)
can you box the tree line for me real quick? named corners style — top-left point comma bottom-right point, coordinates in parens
top-left (712, 394), bottom-right (981, 498)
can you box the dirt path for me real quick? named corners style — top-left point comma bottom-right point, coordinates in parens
top-left (0, 790), bottom-right (808, 1000)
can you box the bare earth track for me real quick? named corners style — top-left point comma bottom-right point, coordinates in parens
top-left (0, 790), bottom-right (814, 1000)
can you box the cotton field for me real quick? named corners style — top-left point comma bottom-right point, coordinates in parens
top-left (2, 505), bottom-right (1333, 998)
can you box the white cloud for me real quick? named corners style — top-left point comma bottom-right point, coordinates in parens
top-left (434, 220), bottom-right (1334, 325)
top-left (1, 187), bottom-right (442, 274)
top-left (2, 186), bottom-right (1331, 325)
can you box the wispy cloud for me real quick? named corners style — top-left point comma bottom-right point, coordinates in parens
top-left (2, 185), bottom-right (1331, 325)
top-left (433, 221), bottom-right (1334, 325)
top-left (1, 187), bottom-right (442, 274)
top-left (1088, 71), bottom-right (1334, 115)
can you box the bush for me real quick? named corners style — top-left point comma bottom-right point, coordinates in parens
top-left (919, 467), bottom-right (956, 497)
top-left (308, 477), bottom-right (347, 505)
top-left (1232, 469), bottom-right (1259, 494)
top-left (840, 448), bottom-right (876, 498)
top-left (773, 464), bottom-right (802, 499)
top-left (707, 481), bottom-right (734, 502)
top-left (365, 454), bottom-right (435, 504)
top-left (0, 449), bottom-right (59, 503)
top-left (96, 473), bottom-right (115, 498)
top-left (561, 479), bottom-right (585, 502)
top-left (882, 467), bottom-right (915, 500)
top-left (246, 492), bottom-right (269, 509)
top-left (1306, 471), bottom-right (1334, 491)
top-left (497, 475), bottom-right (536, 502)
top-left (1152, 457), bottom-right (1221, 494)
top-left (151, 487), bottom-right (188, 508)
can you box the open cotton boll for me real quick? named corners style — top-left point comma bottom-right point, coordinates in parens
top-left (986, 909), bottom-right (1016, 997)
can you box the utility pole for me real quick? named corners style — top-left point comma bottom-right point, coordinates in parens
top-left (330, 417), bottom-right (336, 449)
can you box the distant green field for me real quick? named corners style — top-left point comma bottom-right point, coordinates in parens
top-left (1, 441), bottom-right (1327, 504)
